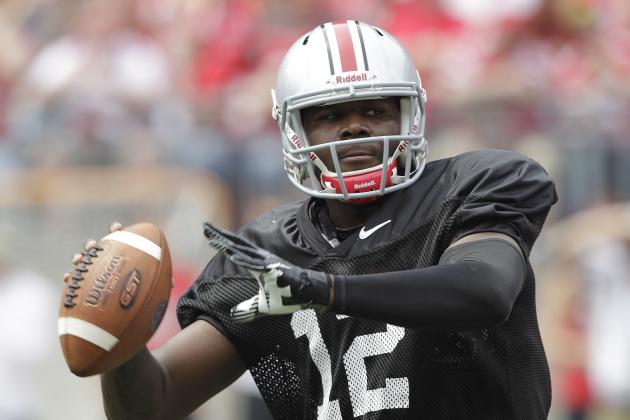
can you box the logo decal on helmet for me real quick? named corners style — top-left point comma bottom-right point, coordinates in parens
top-left (354, 180), bottom-right (376, 189)
top-left (331, 72), bottom-right (372, 84)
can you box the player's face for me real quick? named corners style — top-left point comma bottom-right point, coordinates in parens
top-left (301, 97), bottom-right (401, 173)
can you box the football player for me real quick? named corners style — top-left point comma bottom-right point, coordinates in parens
top-left (99, 21), bottom-right (556, 419)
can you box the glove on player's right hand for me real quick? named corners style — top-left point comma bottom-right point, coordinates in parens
top-left (203, 223), bottom-right (331, 323)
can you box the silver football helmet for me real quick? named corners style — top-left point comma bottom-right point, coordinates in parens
top-left (271, 20), bottom-right (428, 203)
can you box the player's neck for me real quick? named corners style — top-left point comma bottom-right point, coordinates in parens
top-left (325, 199), bottom-right (378, 230)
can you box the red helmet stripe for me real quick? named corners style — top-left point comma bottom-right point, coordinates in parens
top-left (333, 23), bottom-right (358, 72)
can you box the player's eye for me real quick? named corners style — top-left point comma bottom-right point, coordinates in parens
top-left (365, 108), bottom-right (384, 117)
top-left (317, 111), bottom-right (338, 121)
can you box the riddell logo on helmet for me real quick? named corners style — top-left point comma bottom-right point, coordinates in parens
top-left (333, 72), bottom-right (370, 84)
top-left (354, 180), bottom-right (376, 189)
top-left (290, 134), bottom-right (301, 148)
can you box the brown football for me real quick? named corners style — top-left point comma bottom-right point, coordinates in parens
top-left (58, 223), bottom-right (172, 377)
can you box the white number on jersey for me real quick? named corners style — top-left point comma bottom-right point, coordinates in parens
top-left (291, 310), bottom-right (409, 418)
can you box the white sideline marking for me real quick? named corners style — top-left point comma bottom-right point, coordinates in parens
top-left (102, 231), bottom-right (161, 260)
top-left (58, 317), bottom-right (119, 351)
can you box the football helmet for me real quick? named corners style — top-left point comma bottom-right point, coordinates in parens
top-left (271, 20), bottom-right (428, 203)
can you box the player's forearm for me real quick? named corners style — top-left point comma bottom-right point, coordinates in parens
top-left (333, 261), bottom-right (518, 329)
top-left (332, 239), bottom-right (526, 329)
top-left (101, 347), bottom-right (172, 420)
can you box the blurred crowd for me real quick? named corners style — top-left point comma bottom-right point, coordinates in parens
top-left (0, 0), bottom-right (629, 419)
top-left (0, 0), bottom-right (629, 215)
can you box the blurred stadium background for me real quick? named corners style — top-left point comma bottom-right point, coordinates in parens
top-left (0, 0), bottom-right (629, 419)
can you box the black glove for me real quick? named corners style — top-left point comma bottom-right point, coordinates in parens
top-left (275, 265), bottom-right (331, 306)
top-left (203, 222), bottom-right (332, 322)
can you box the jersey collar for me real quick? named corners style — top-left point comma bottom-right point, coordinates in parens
top-left (298, 198), bottom-right (359, 257)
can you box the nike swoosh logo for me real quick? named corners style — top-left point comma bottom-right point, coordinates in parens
top-left (359, 220), bottom-right (392, 240)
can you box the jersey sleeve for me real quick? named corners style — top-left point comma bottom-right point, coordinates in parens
top-left (176, 254), bottom-right (256, 335)
top-left (448, 150), bottom-right (557, 255)
top-left (175, 206), bottom-right (308, 368)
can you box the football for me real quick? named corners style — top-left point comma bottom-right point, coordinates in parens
top-left (58, 223), bottom-right (172, 377)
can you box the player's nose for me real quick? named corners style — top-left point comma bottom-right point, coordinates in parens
top-left (339, 113), bottom-right (372, 140)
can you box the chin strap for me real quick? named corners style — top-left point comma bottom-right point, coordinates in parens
top-left (321, 160), bottom-right (398, 204)
top-left (319, 133), bottom-right (410, 204)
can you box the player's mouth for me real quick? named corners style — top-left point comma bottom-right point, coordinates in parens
top-left (341, 154), bottom-right (378, 163)
top-left (339, 154), bottom-right (380, 172)
top-left (338, 146), bottom-right (382, 169)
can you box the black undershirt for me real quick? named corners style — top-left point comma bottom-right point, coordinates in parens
top-left (331, 238), bottom-right (526, 329)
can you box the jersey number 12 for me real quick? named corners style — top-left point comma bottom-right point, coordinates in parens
top-left (291, 310), bottom-right (409, 419)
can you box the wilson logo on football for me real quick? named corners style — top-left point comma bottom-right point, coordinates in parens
top-left (119, 269), bottom-right (142, 309)
top-left (85, 255), bottom-right (124, 309)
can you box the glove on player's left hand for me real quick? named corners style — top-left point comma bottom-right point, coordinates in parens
top-left (203, 222), bottom-right (332, 323)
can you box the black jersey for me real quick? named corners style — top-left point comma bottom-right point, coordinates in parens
top-left (178, 149), bottom-right (557, 420)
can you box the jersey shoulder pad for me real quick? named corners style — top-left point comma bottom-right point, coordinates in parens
top-left (238, 200), bottom-right (304, 250)
top-left (446, 149), bottom-right (557, 253)
top-left (447, 149), bottom-right (555, 203)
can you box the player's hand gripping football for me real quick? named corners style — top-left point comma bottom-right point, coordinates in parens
top-left (63, 221), bottom-right (123, 284)
top-left (203, 222), bottom-right (332, 323)
top-left (59, 221), bottom-right (172, 376)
